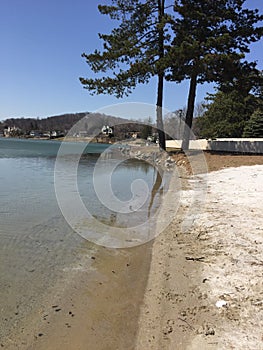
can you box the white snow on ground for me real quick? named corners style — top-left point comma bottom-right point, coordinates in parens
top-left (190, 165), bottom-right (263, 349)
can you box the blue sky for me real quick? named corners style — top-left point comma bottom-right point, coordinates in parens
top-left (0, 0), bottom-right (262, 121)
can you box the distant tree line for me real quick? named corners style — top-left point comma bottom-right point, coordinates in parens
top-left (0, 113), bottom-right (87, 134)
top-left (0, 112), bottom-right (158, 140)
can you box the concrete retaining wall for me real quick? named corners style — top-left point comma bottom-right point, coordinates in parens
top-left (166, 138), bottom-right (263, 154)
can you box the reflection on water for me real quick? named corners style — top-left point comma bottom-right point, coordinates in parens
top-left (0, 138), bottom-right (165, 342)
top-left (148, 168), bottom-right (164, 218)
top-left (78, 157), bottom-right (162, 228)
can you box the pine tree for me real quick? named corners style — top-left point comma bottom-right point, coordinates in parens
top-left (195, 90), bottom-right (259, 138)
top-left (195, 68), bottom-right (263, 138)
top-left (167, 0), bottom-right (263, 149)
top-left (243, 109), bottom-right (263, 138)
top-left (80, 0), bottom-right (174, 150)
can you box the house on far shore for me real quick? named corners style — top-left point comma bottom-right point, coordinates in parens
top-left (50, 130), bottom-right (64, 139)
top-left (29, 130), bottom-right (42, 138)
top-left (101, 125), bottom-right (114, 136)
top-left (4, 126), bottom-right (22, 137)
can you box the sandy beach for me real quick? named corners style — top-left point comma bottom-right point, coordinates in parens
top-left (136, 156), bottom-right (263, 350)
top-left (2, 152), bottom-right (263, 350)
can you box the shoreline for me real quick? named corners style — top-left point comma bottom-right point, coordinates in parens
top-left (30, 243), bottom-right (154, 350)
top-left (3, 241), bottom-right (154, 350)
top-left (2, 151), bottom-right (263, 349)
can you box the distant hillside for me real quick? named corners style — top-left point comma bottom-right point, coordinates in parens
top-left (1, 112), bottom-right (88, 133)
top-left (0, 112), bottom-right (148, 138)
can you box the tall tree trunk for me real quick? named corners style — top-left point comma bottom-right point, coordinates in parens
top-left (182, 73), bottom-right (197, 150)
top-left (156, 73), bottom-right (166, 150)
top-left (156, 0), bottom-right (166, 151)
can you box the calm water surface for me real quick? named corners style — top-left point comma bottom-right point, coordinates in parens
top-left (0, 138), bottom-right (161, 342)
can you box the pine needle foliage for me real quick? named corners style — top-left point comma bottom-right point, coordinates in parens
top-left (167, 0), bottom-right (263, 149)
top-left (80, 0), bottom-right (174, 149)
top-left (243, 109), bottom-right (263, 138)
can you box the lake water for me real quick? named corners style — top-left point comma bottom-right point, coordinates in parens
top-left (0, 138), bottom-right (162, 343)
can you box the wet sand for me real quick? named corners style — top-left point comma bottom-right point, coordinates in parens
top-left (2, 241), bottom-right (153, 350)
